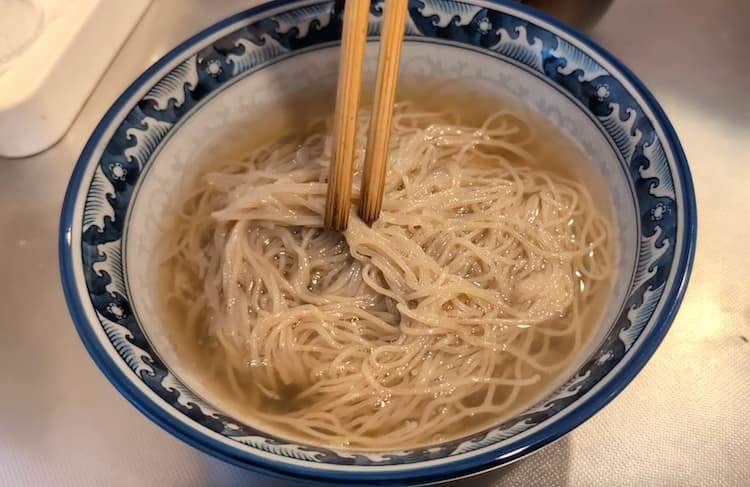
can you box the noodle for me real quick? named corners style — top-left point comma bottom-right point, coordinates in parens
top-left (157, 100), bottom-right (612, 449)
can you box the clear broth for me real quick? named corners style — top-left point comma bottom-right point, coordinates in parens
top-left (154, 79), bottom-right (615, 449)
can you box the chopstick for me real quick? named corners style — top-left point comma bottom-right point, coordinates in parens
top-left (359, 0), bottom-right (408, 225)
top-left (324, 0), bottom-right (371, 231)
top-left (325, 0), bottom-right (408, 230)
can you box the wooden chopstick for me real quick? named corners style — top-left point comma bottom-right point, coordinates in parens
top-left (324, 0), bottom-right (371, 231)
top-left (359, 0), bottom-right (408, 225)
top-left (325, 0), bottom-right (408, 230)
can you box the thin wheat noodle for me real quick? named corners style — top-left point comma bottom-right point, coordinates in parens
top-left (156, 102), bottom-right (612, 449)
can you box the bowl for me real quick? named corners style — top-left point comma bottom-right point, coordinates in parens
top-left (59, 0), bottom-right (696, 485)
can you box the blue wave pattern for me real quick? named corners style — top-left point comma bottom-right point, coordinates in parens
top-left (80, 0), bottom-right (679, 465)
top-left (144, 56), bottom-right (199, 110)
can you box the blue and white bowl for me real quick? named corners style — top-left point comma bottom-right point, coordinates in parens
top-left (59, 1), bottom-right (696, 485)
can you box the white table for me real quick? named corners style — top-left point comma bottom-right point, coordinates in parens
top-left (1, 1), bottom-right (748, 485)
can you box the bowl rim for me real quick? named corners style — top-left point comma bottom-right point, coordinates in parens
top-left (59, 0), bottom-right (697, 484)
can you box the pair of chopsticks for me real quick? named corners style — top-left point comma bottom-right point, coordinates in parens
top-left (324, 0), bottom-right (409, 231)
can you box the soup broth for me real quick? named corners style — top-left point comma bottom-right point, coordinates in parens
top-left (155, 79), bottom-right (614, 449)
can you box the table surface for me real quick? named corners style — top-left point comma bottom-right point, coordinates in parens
top-left (1, 1), bottom-right (748, 486)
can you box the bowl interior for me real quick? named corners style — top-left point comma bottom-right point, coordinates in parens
top-left (126, 41), bottom-right (638, 434)
top-left (63, 0), bottom-right (693, 483)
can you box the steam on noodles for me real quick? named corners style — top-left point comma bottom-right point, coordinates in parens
top-left (157, 99), bottom-right (612, 449)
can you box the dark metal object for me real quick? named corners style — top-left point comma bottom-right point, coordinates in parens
top-left (519, 0), bottom-right (614, 31)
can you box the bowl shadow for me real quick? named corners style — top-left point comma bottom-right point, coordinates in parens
top-left (441, 435), bottom-right (572, 487)
top-left (187, 435), bottom-right (572, 487)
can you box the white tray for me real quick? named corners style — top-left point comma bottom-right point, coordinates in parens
top-left (0, 0), bottom-right (151, 158)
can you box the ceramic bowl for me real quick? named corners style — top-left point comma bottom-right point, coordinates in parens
top-left (59, 1), bottom-right (696, 485)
